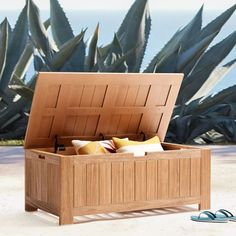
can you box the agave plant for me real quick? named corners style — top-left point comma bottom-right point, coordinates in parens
top-left (0, 3), bottom-right (32, 139)
top-left (0, 0), bottom-right (236, 144)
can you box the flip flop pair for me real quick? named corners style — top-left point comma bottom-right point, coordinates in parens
top-left (191, 209), bottom-right (236, 223)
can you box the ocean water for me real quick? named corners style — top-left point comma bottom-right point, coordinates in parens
top-left (0, 9), bottom-right (235, 94)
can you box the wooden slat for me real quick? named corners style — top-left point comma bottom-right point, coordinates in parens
top-left (63, 116), bottom-right (76, 136)
top-left (135, 161), bottom-right (147, 201)
top-left (68, 85), bottom-right (84, 107)
top-left (38, 116), bottom-right (54, 138)
top-left (45, 84), bottom-right (61, 108)
top-left (117, 115), bottom-right (131, 134)
top-left (74, 164), bottom-right (87, 207)
top-left (124, 86), bottom-right (139, 106)
top-left (127, 114), bottom-right (142, 133)
top-left (60, 157), bottom-right (73, 225)
top-left (41, 161), bottom-right (47, 202)
top-left (74, 197), bottom-right (201, 216)
top-left (86, 163), bottom-right (99, 206)
top-left (80, 85), bottom-right (95, 107)
top-left (124, 161), bottom-right (135, 202)
top-left (31, 160), bottom-right (36, 199)
top-left (91, 85), bottom-right (107, 107)
top-left (169, 159), bottom-right (180, 198)
top-left (112, 162), bottom-right (124, 204)
top-left (180, 158), bottom-right (191, 197)
top-left (147, 160), bottom-right (157, 200)
top-left (47, 164), bottom-right (60, 209)
top-left (191, 158), bottom-right (201, 196)
top-left (157, 160), bottom-right (169, 199)
top-left (25, 159), bottom-right (31, 197)
top-left (115, 85), bottom-right (128, 106)
top-left (108, 115), bottom-right (120, 134)
top-left (99, 163), bottom-right (112, 205)
top-left (199, 149), bottom-right (211, 210)
top-left (35, 160), bottom-right (43, 201)
top-left (74, 116), bottom-right (88, 136)
top-left (135, 85), bottom-right (150, 106)
top-left (84, 115), bottom-right (99, 136)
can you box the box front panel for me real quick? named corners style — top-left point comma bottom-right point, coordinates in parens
top-left (73, 152), bottom-right (202, 214)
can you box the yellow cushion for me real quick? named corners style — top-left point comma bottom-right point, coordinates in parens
top-left (72, 140), bottom-right (107, 155)
top-left (112, 136), bottom-right (163, 157)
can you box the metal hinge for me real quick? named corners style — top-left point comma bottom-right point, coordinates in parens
top-left (54, 135), bottom-right (65, 153)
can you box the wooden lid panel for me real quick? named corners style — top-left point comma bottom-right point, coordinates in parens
top-left (24, 73), bottom-right (183, 148)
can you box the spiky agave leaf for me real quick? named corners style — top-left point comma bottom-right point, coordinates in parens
top-left (196, 4), bottom-right (236, 43)
top-left (105, 34), bottom-right (123, 65)
top-left (0, 2), bottom-right (28, 91)
top-left (117, 0), bottom-right (151, 72)
top-left (152, 31), bottom-right (217, 73)
top-left (177, 32), bottom-right (218, 72)
top-left (190, 59), bottom-right (236, 101)
top-left (27, 0), bottom-right (54, 60)
top-left (84, 24), bottom-right (99, 71)
top-left (103, 34), bottom-right (128, 72)
top-left (144, 6), bottom-right (202, 73)
top-left (49, 0), bottom-right (74, 48)
top-left (8, 85), bottom-right (34, 100)
top-left (0, 18), bottom-right (8, 83)
top-left (177, 31), bottom-right (236, 104)
top-left (50, 30), bottom-right (86, 71)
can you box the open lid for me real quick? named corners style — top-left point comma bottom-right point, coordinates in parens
top-left (24, 72), bottom-right (183, 149)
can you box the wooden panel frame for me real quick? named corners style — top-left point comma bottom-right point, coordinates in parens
top-left (24, 73), bottom-right (183, 149)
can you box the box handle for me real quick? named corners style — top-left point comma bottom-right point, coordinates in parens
top-left (38, 155), bottom-right (45, 160)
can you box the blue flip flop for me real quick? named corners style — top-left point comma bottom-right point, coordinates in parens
top-left (191, 211), bottom-right (228, 223)
top-left (215, 209), bottom-right (236, 222)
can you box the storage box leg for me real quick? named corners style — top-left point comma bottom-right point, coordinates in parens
top-left (25, 202), bottom-right (37, 212)
top-left (59, 158), bottom-right (74, 225)
top-left (59, 213), bottom-right (73, 225)
top-left (199, 149), bottom-right (211, 210)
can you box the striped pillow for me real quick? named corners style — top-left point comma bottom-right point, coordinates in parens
top-left (72, 140), bottom-right (108, 155)
top-left (112, 136), bottom-right (163, 157)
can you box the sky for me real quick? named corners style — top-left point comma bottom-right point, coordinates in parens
top-left (0, 0), bottom-right (235, 11)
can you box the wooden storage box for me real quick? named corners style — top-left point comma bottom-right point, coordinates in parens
top-left (24, 72), bottom-right (211, 225)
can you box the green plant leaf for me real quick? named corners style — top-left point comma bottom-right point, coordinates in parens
top-left (178, 5), bottom-right (203, 53)
top-left (60, 38), bottom-right (86, 72)
top-left (27, 0), bottom-right (54, 60)
top-left (190, 59), bottom-right (236, 101)
top-left (177, 32), bottom-right (218, 72)
top-left (105, 34), bottom-right (123, 66)
top-left (117, 0), bottom-right (151, 72)
top-left (0, 98), bottom-right (28, 129)
top-left (49, 0), bottom-right (74, 48)
top-left (177, 31), bottom-right (236, 104)
top-left (44, 18), bottom-right (50, 29)
top-left (196, 4), bottom-right (236, 43)
top-left (50, 30), bottom-right (85, 71)
top-left (85, 24), bottom-right (99, 71)
top-left (33, 54), bottom-right (45, 72)
top-left (0, 2), bottom-right (28, 91)
top-left (0, 18), bottom-right (8, 84)
top-left (144, 6), bottom-right (202, 73)
top-left (9, 85), bottom-right (34, 100)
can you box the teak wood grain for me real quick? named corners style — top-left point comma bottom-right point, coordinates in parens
top-left (24, 72), bottom-right (211, 225)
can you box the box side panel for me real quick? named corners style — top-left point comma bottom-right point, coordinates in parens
top-left (25, 150), bottom-right (60, 215)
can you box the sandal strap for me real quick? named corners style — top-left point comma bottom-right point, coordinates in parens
top-left (198, 211), bottom-right (216, 220)
top-left (216, 209), bottom-right (234, 217)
